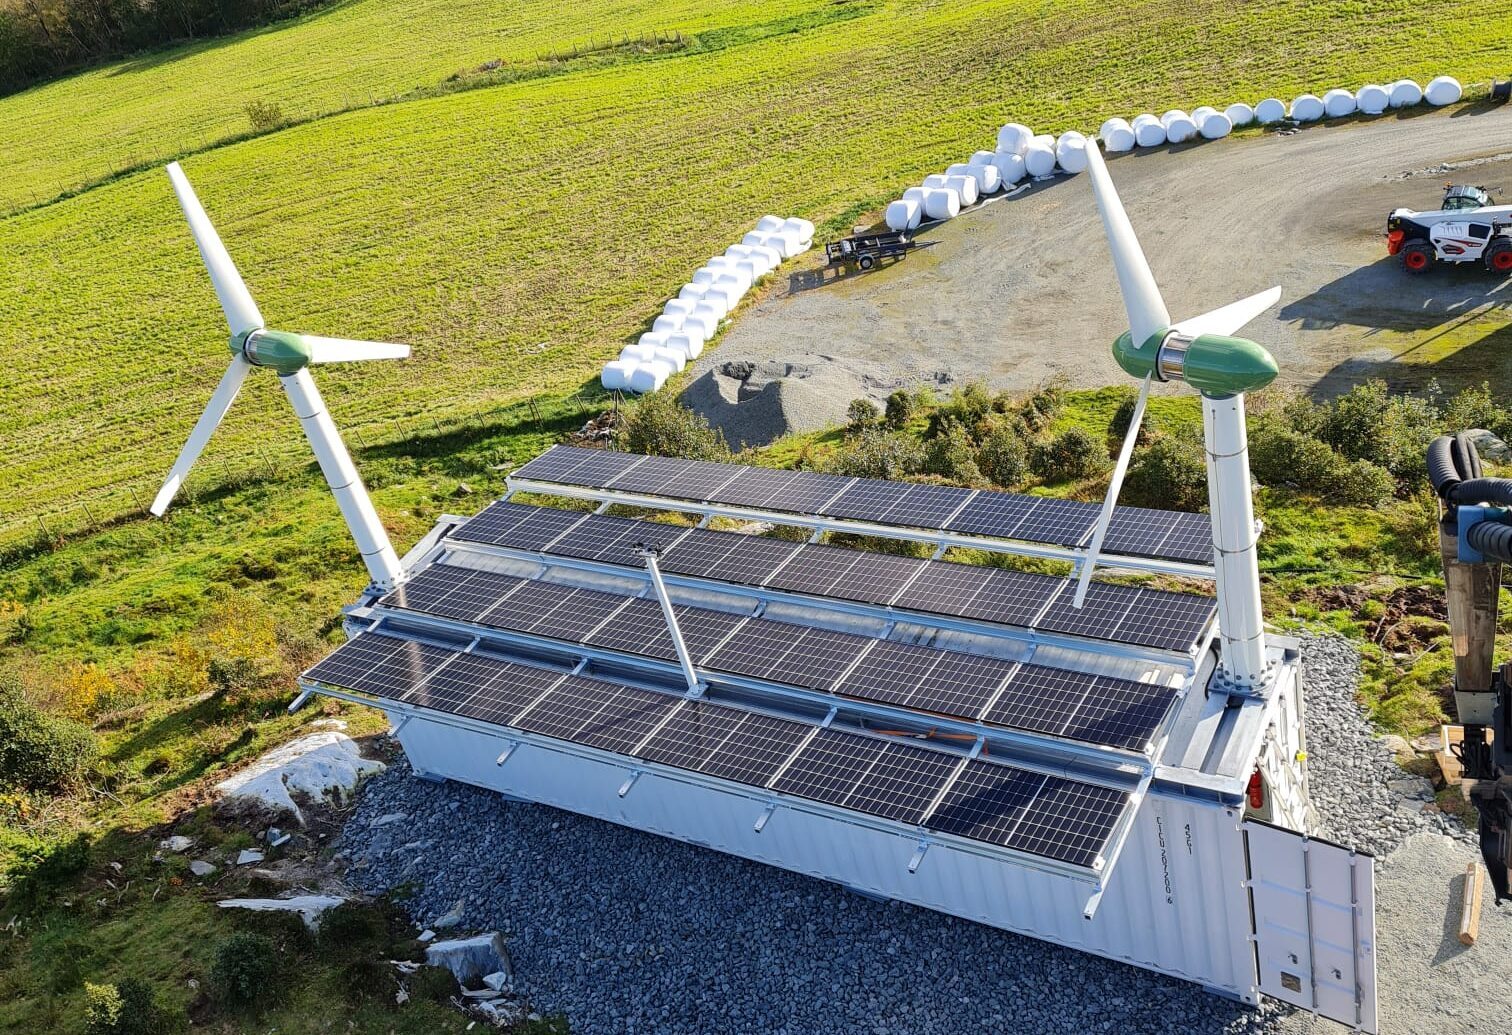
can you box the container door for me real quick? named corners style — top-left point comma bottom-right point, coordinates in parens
top-left (1243, 819), bottom-right (1377, 1033)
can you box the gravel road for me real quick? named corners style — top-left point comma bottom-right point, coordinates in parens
top-left (335, 635), bottom-right (1508, 1034)
top-left (684, 106), bottom-right (1512, 448)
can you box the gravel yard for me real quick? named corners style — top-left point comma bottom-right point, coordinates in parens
top-left (335, 636), bottom-right (1506, 1034)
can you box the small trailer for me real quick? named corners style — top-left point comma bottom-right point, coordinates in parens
top-left (824, 230), bottom-right (911, 271)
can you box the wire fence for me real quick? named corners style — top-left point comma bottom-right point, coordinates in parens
top-left (0, 388), bottom-right (618, 565)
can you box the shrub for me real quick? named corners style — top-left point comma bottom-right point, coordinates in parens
top-left (1440, 381), bottom-right (1512, 440)
top-left (1249, 422), bottom-right (1342, 490)
top-left (845, 398), bottom-right (880, 431)
top-left (976, 424), bottom-right (1029, 487)
top-left (922, 421), bottom-right (984, 484)
top-left (244, 100), bottom-right (286, 133)
top-left (1030, 427), bottom-right (1108, 482)
top-left (883, 388), bottom-right (915, 428)
top-left (1123, 435), bottom-right (1208, 511)
top-left (0, 673), bottom-right (97, 792)
top-left (1334, 459), bottom-right (1397, 507)
top-left (84, 978), bottom-right (178, 1035)
top-left (1317, 379), bottom-right (1435, 478)
top-left (1107, 389), bottom-right (1151, 450)
top-left (407, 965), bottom-right (459, 1003)
top-left (1017, 379), bottom-right (1065, 433)
top-left (211, 932), bottom-right (280, 1008)
top-left (617, 394), bottom-right (728, 460)
top-left (928, 382), bottom-right (995, 439)
top-left (315, 901), bottom-right (391, 962)
top-left (84, 982), bottom-right (122, 1035)
top-left (820, 428), bottom-right (925, 479)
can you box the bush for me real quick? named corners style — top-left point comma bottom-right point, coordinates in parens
top-left (211, 932), bottom-right (280, 1008)
top-left (1030, 427), bottom-right (1108, 482)
top-left (846, 398), bottom-right (880, 431)
top-left (617, 394), bottom-right (728, 460)
top-left (83, 982), bottom-right (122, 1035)
top-left (315, 901), bottom-right (391, 962)
top-left (406, 965), bottom-right (459, 1003)
top-left (922, 421), bottom-right (984, 484)
top-left (1017, 379), bottom-right (1065, 433)
top-left (928, 382), bottom-right (995, 439)
top-left (976, 423), bottom-right (1030, 487)
top-left (1440, 381), bottom-right (1512, 440)
top-left (1334, 459), bottom-right (1397, 507)
top-left (244, 100), bottom-right (286, 133)
top-left (883, 388), bottom-right (915, 428)
top-left (1108, 389), bottom-right (1151, 450)
top-left (1123, 435), bottom-right (1208, 511)
top-left (85, 978), bottom-right (179, 1035)
top-left (1249, 422), bottom-right (1343, 490)
top-left (1317, 379), bottom-right (1435, 478)
top-left (820, 428), bottom-right (924, 479)
top-left (0, 673), bottom-right (97, 792)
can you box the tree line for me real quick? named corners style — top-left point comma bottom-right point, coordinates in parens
top-left (0, 0), bottom-right (330, 96)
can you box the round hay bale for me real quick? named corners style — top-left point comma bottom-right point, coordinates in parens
top-left (974, 162), bottom-right (1001, 194)
top-left (677, 283), bottom-right (707, 303)
top-left (1356, 84), bottom-right (1389, 115)
top-left (701, 287), bottom-right (736, 317)
top-left (1055, 132), bottom-right (1088, 174)
top-left (1389, 79), bottom-right (1423, 108)
top-left (782, 217), bottom-right (815, 242)
top-left (922, 173), bottom-right (951, 189)
top-left (638, 331), bottom-right (670, 350)
top-left (1254, 98), bottom-right (1287, 123)
top-left (619, 343), bottom-right (656, 363)
top-left (749, 245), bottom-right (782, 272)
top-left (663, 298), bottom-right (696, 319)
top-left (1100, 117), bottom-right (1136, 153)
top-left (713, 270), bottom-right (750, 296)
top-left (1290, 94), bottom-right (1324, 121)
top-left (886, 198), bottom-right (922, 232)
top-left (996, 122), bottom-right (1034, 154)
top-left (1323, 88), bottom-right (1356, 118)
top-left (651, 345), bottom-right (686, 372)
top-left (1191, 106), bottom-right (1218, 123)
top-left (667, 331), bottom-right (702, 360)
top-left (944, 173), bottom-right (979, 206)
top-left (967, 149), bottom-right (997, 167)
top-left (1224, 102), bottom-right (1255, 126)
top-left (1425, 76), bottom-right (1462, 106)
top-left (601, 360), bottom-right (635, 391)
top-left (683, 311), bottom-right (718, 342)
top-left (627, 360), bottom-right (672, 394)
top-left (991, 150), bottom-right (1027, 184)
top-left (921, 187), bottom-right (960, 221)
top-left (651, 313), bottom-right (684, 336)
top-left (1131, 113), bottom-right (1166, 148)
top-left (1198, 111), bottom-right (1232, 139)
top-left (741, 230), bottom-right (770, 249)
top-left (1023, 140), bottom-right (1057, 177)
top-left (1161, 110), bottom-right (1197, 143)
top-left (755, 215), bottom-right (785, 233)
top-left (902, 186), bottom-right (928, 205)
top-left (691, 267), bottom-right (720, 287)
top-left (1031, 133), bottom-right (1055, 149)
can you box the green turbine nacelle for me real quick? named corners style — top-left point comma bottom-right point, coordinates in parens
top-left (1113, 328), bottom-right (1278, 398)
top-left (232, 328), bottom-right (313, 375)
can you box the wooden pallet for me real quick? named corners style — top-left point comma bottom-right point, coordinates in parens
top-left (1438, 722), bottom-right (1497, 792)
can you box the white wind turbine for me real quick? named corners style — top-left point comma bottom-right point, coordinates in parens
top-left (1076, 143), bottom-right (1281, 689)
top-left (152, 162), bottom-right (408, 591)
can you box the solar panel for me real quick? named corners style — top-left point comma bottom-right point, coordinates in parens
top-left (821, 478), bottom-right (905, 523)
top-left (545, 513), bottom-right (689, 565)
top-left (944, 492), bottom-right (1042, 540)
top-left (1103, 507), bottom-right (1213, 564)
top-left (1060, 676), bottom-right (1179, 753)
top-left (835, 641), bottom-right (942, 709)
top-left (1016, 497), bottom-right (1098, 548)
top-left (927, 760), bottom-right (1043, 848)
top-left (657, 528), bottom-right (740, 579)
top-left (842, 739), bottom-right (963, 824)
top-left (450, 500), bottom-right (548, 548)
top-left (1006, 777), bottom-right (1126, 868)
top-left (705, 466), bottom-right (800, 508)
top-left (827, 550), bottom-right (924, 604)
top-left (776, 626), bottom-right (873, 691)
top-left (305, 633), bottom-right (452, 697)
top-left (513, 445), bottom-right (643, 487)
top-left (513, 675), bottom-right (629, 743)
top-left (979, 663), bottom-right (1091, 739)
top-left (770, 728), bottom-right (883, 806)
top-left (717, 535), bottom-right (805, 584)
top-left (888, 562), bottom-right (991, 614)
top-left (1035, 581), bottom-right (1142, 641)
top-left (528, 586), bottom-right (632, 642)
top-left (1151, 512), bottom-right (1214, 564)
top-left (765, 543), bottom-right (862, 596)
top-left (480, 578), bottom-right (581, 633)
top-left (477, 505), bottom-right (589, 553)
top-left (955, 566), bottom-right (1061, 626)
top-left (634, 702), bottom-right (813, 788)
top-left (609, 456), bottom-right (743, 500)
top-left (881, 484), bottom-right (975, 530)
top-left (634, 700), bottom-right (746, 773)
top-left (702, 617), bottom-right (812, 684)
top-left (570, 681), bottom-right (682, 755)
top-left (409, 652), bottom-right (566, 725)
top-left (764, 471), bottom-right (855, 514)
top-left (1108, 587), bottom-right (1217, 652)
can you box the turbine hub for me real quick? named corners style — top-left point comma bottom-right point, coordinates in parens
top-left (1113, 328), bottom-right (1278, 398)
top-left (233, 328), bottom-right (312, 375)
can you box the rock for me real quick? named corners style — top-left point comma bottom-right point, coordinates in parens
top-left (217, 895), bottom-right (346, 929)
top-left (1466, 428), bottom-right (1512, 464)
top-left (371, 812), bottom-right (409, 828)
top-left (453, 482), bottom-right (474, 497)
top-left (159, 835), bottom-right (192, 853)
top-left (433, 898), bottom-right (466, 930)
top-left (1378, 734), bottom-right (1412, 758)
top-left (1412, 731), bottom-right (1443, 753)
top-left (236, 849), bottom-right (266, 866)
top-left (1387, 778), bottom-right (1435, 801)
top-left (189, 860), bottom-right (217, 877)
top-left (418, 929), bottom-right (436, 942)
top-left (425, 932), bottom-right (513, 988)
top-left (215, 724), bottom-right (384, 824)
top-left (482, 970), bottom-right (510, 992)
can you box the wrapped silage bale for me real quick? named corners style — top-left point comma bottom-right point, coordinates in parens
top-left (1224, 102), bottom-right (1255, 127)
top-left (921, 187), bottom-right (960, 221)
top-left (1389, 79), bottom-right (1423, 108)
top-left (1132, 113), bottom-right (1167, 148)
top-left (664, 297), bottom-right (696, 319)
top-left (667, 331), bottom-right (703, 361)
top-left (651, 346), bottom-right (687, 372)
top-left (1323, 88), bottom-right (1356, 118)
top-left (702, 286), bottom-right (738, 317)
top-left (708, 257), bottom-right (754, 291)
top-left (886, 198), bottom-right (922, 232)
top-left (1254, 98), bottom-right (1287, 124)
top-left (750, 244), bottom-right (783, 272)
top-left (1425, 76), bottom-right (1462, 106)
top-left (766, 230), bottom-right (807, 260)
top-left (620, 342), bottom-right (657, 363)
top-left (991, 150), bottom-right (1027, 185)
top-left (967, 150), bottom-right (998, 168)
top-left (1100, 117), bottom-right (1136, 153)
top-left (1023, 138), bottom-right (1057, 178)
top-left (948, 162), bottom-right (999, 195)
top-left (1289, 94), bottom-right (1324, 122)
top-left (1356, 84), bottom-right (1389, 115)
top-left (741, 230), bottom-right (773, 250)
top-left (713, 271), bottom-right (749, 300)
top-left (683, 310), bottom-right (718, 343)
top-left (652, 313), bottom-right (684, 336)
top-left (943, 173), bottom-right (980, 206)
top-left (783, 217), bottom-right (815, 243)
top-left (996, 122), bottom-right (1034, 154)
top-left (678, 283), bottom-right (707, 303)
top-left (1198, 110), bottom-right (1232, 139)
top-left (1161, 110), bottom-right (1197, 143)
top-left (1055, 132), bottom-right (1089, 174)
top-left (627, 360), bottom-right (673, 394)
top-left (1191, 106), bottom-right (1219, 124)
top-left (601, 360), bottom-right (636, 391)
top-left (638, 330), bottom-right (670, 351)
top-left (691, 267), bottom-right (720, 287)
top-left (755, 215), bottom-right (785, 233)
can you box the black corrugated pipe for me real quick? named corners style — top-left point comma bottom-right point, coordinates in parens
top-left (1455, 431), bottom-right (1484, 480)
top-left (1452, 479), bottom-right (1512, 506)
top-left (1467, 518), bottom-right (1512, 564)
top-left (1429, 435), bottom-right (1461, 498)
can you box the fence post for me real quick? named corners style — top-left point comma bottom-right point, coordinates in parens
top-left (259, 447), bottom-right (277, 478)
top-left (128, 485), bottom-right (145, 514)
top-left (81, 501), bottom-right (97, 528)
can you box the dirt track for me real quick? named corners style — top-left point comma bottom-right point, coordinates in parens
top-left (685, 104), bottom-right (1512, 447)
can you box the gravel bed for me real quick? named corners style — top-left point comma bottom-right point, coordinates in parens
top-left (334, 634), bottom-right (1466, 1034)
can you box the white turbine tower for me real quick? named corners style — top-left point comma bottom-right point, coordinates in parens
top-left (152, 162), bottom-right (408, 591)
top-left (1076, 144), bottom-right (1281, 690)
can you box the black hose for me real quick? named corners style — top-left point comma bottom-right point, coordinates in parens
top-left (1451, 478), bottom-right (1512, 507)
top-left (1455, 431), bottom-right (1484, 480)
top-left (1428, 435), bottom-right (1461, 498)
top-left (1467, 518), bottom-right (1512, 564)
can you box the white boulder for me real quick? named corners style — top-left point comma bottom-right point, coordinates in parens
top-left (214, 724), bottom-right (383, 824)
top-left (426, 932), bottom-right (513, 988)
top-left (219, 894), bottom-right (346, 930)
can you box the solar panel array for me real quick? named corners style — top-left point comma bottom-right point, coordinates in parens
top-left (304, 632), bottom-right (1129, 868)
top-left (375, 562), bottom-right (1180, 753)
top-left (452, 502), bottom-right (1215, 654)
top-left (510, 445), bottom-right (1213, 564)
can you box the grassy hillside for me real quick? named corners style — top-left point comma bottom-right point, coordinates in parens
top-left (4, 0), bottom-right (1512, 549)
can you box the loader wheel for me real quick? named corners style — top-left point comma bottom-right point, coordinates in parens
top-left (1401, 241), bottom-right (1433, 273)
top-left (1486, 240), bottom-right (1512, 274)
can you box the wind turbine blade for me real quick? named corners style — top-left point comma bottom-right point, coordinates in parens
top-left (150, 356), bottom-right (252, 515)
top-left (165, 162), bottom-right (264, 336)
top-left (303, 336), bottom-right (411, 364)
top-left (1084, 143), bottom-right (1170, 347)
top-left (1073, 373), bottom-right (1151, 608)
top-left (1169, 286), bottom-right (1282, 339)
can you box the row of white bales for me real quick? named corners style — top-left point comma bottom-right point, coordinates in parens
top-left (886, 75), bottom-right (1464, 229)
top-left (601, 216), bottom-right (815, 393)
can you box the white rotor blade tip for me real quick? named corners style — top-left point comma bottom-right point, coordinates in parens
top-left (1170, 286), bottom-right (1282, 339)
top-left (303, 336), bottom-right (411, 364)
top-left (150, 357), bottom-right (251, 515)
top-left (1084, 143), bottom-right (1170, 347)
top-left (166, 163), bottom-right (264, 336)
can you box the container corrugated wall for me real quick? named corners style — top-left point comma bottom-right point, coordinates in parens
top-left (394, 715), bottom-right (1260, 1002)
